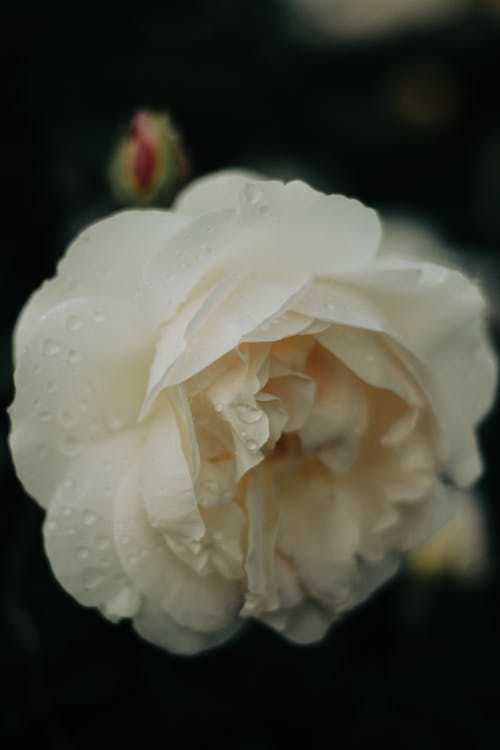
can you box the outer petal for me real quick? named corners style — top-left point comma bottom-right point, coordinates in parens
top-left (115, 466), bottom-right (243, 634)
top-left (141, 392), bottom-right (204, 541)
top-left (43, 431), bottom-right (143, 608)
top-left (14, 210), bottom-right (188, 363)
top-left (144, 274), bottom-right (310, 400)
top-left (9, 296), bottom-right (152, 507)
top-left (174, 169), bottom-right (263, 215)
top-left (336, 260), bottom-right (497, 484)
top-left (171, 173), bottom-right (383, 279)
top-left (133, 597), bottom-right (242, 656)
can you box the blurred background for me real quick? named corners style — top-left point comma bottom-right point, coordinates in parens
top-left (2, 1), bottom-right (500, 747)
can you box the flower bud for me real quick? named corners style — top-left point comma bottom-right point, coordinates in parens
top-left (109, 110), bottom-right (189, 206)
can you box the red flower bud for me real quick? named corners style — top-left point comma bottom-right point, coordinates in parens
top-left (109, 109), bottom-right (189, 206)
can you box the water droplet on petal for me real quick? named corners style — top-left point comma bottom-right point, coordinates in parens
top-left (201, 479), bottom-right (218, 495)
top-left (245, 439), bottom-right (258, 452)
top-left (107, 413), bottom-right (126, 430)
top-left (42, 338), bottom-right (60, 357)
top-left (66, 315), bottom-right (84, 332)
top-left (214, 403), bottom-right (224, 413)
top-left (97, 536), bottom-right (111, 551)
top-left (83, 569), bottom-right (104, 590)
top-left (243, 183), bottom-right (262, 205)
top-left (66, 349), bottom-right (82, 364)
top-left (235, 402), bottom-right (263, 424)
top-left (82, 510), bottom-right (97, 526)
top-left (59, 410), bottom-right (75, 428)
top-left (59, 434), bottom-right (81, 458)
top-left (92, 309), bottom-right (106, 323)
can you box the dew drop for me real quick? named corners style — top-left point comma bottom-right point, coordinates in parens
top-left (92, 309), bottom-right (106, 323)
top-left (67, 349), bottom-right (82, 364)
top-left (42, 338), bottom-right (60, 357)
top-left (59, 410), bottom-right (75, 428)
top-left (214, 403), bottom-right (224, 413)
top-left (243, 184), bottom-right (262, 205)
top-left (235, 402), bottom-right (263, 424)
top-left (245, 438), bottom-right (258, 452)
top-left (59, 434), bottom-right (80, 458)
top-left (107, 413), bottom-right (126, 430)
top-left (66, 315), bottom-right (84, 332)
top-left (83, 569), bottom-right (104, 591)
top-left (82, 510), bottom-right (97, 526)
top-left (201, 479), bottom-right (218, 495)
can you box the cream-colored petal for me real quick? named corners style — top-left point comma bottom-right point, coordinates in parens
top-left (9, 296), bottom-right (151, 508)
top-left (242, 471), bottom-right (279, 616)
top-left (174, 169), bottom-right (264, 215)
top-left (337, 260), bottom-right (497, 484)
top-left (316, 326), bottom-right (423, 407)
top-left (268, 600), bottom-right (333, 645)
top-left (149, 275), bottom-right (310, 391)
top-left (265, 372), bottom-right (316, 432)
top-left (13, 210), bottom-right (188, 364)
top-left (43, 431), bottom-right (142, 608)
top-left (141, 392), bottom-right (204, 541)
top-left (133, 597), bottom-right (242, 656)
top-left (115, 467), bottom-right (243, 633)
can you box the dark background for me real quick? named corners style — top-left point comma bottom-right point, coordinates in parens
top-left (2, 2), bottom-right (500, 748)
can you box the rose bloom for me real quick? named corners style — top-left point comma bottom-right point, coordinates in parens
top-left (9, 171), bottom-right (496, 654)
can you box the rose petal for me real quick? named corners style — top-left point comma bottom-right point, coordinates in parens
top-left (115, 467), bottom-right (243, 633)
top-left (43, 431), bottom-right (142, 607)
top-left (9, 296), bottom-right (151, 507)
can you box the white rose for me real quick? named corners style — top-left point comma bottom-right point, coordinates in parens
top-left (9, 171), bottom-right (496, 654)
